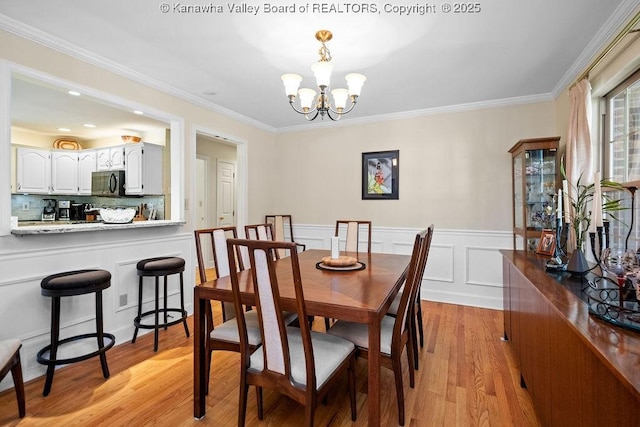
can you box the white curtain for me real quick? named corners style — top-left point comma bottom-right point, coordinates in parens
top-left (565, 79), bottom-right (593, 252)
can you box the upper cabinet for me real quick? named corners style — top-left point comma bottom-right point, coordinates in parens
top-left (78, 150), bottom-right (97, 195)
top-left (124, 143), bottom-right (163, 195)
top-left (16, 147), bottom-right (51, 194)
top-left (96, 145), bottom-right (125, 171)
top-left (509, 137), bottom-right (560, 253)
top-left (51, 150), bottom-right (79, 194)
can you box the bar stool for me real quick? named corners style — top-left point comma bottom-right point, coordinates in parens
top-left (37, 269), bottom-right (115, 396)
top-left (132, 257), bottom-right (190, 352)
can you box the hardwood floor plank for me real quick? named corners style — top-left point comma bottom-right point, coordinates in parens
top-left (0, 301), bottom-right (540, 426)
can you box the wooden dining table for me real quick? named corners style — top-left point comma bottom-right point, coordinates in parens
top-left (193, 249), bottom-right (411, 426)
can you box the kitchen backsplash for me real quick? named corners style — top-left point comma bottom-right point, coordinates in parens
top-left (11, 194), bottom-right (165, 221)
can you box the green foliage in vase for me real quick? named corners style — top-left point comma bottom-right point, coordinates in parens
top-left (561, 162), bottom-right (626, 250)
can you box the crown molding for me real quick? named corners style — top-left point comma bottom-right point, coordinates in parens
top-left (552, 0), bottom-right (640, 97)
top-left (276, 93), bottom-right (554, 134)
top-left (0, 13), bottom-right (276, 134)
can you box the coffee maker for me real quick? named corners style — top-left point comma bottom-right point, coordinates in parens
top-left (42, 199), bottom-right (56, 221)
top-left (58, 200), bottom-right (71, 221)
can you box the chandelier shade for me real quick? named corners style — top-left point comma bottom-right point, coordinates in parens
top-left (281, 30), bottom-right (365, 121)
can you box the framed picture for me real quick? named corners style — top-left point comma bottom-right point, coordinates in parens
top-left (536, 229), bottom-right (556, 256)
top-left (362, 150), bottom-right (399, 200)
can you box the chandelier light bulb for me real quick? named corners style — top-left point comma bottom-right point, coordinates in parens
top-left (311, 61), bottom-right (333, 88)
top-left (331, 88), bottom-right (349, 111)
top-left (298, 88), bottom-right (317, 111)
top-left (345, 73), bottom-right (366, 97)
top-left (281, 74), bottom-right (302, 97)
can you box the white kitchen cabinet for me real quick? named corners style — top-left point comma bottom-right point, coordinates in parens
top-left (51, 150), bottom-right (79, 194)
top-left (96, 145), bottom-right (125, 170)
top-left (124, 143), bottom-right (163, 195)
top-left (16, 147), bottom-right (51, 194)
top-left (78, 150), bottom-right (97, 195)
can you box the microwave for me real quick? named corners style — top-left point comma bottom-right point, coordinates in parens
top-left (91, 170), bottom-right (126, 197)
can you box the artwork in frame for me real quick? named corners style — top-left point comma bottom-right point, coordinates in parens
top-left (536, 229), bottom-right (556, 256)
top-left (362, 150), bottom-right (399, 200)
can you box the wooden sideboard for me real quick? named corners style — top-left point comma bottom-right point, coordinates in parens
top-left (501, 250), bottom-right (640, 426)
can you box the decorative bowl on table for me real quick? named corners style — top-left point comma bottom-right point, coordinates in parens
top-left (100, 208), bottom-right (136, 224)
top-left (321, 256), bottom-right (358, 267)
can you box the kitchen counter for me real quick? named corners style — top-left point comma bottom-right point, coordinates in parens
top-left (11, 219), bottom-right (186, 235)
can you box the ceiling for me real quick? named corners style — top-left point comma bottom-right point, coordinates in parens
top-left (0, 0), bottom-right (638, 132)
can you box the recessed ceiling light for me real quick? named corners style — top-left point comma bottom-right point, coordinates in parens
top-left (68, 90), bottom-right (81, 96)
top-left (58, 127), bottom-right (71, 132)
top-left (83, 123), bottom-right (96, 128)
top-left (133, 110), bottom-right (144, 115)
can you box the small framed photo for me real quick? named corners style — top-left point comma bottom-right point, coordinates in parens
top-left (536, 229), bottom-right (556, 256)
top-left (362, 150), bottom-right (399, 200)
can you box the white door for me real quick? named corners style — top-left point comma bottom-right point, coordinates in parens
top-left (216, 160), bottom-right (235, 227)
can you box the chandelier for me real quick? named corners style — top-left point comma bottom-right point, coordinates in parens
top-left (281, 30), bottom-right (366, 121)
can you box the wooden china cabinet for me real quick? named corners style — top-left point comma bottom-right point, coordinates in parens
top-left (509, 137), bottom-right (560, 253)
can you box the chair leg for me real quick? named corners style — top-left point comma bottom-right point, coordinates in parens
top-left (407, 339), bottom-right (415, 388)
top-left (256, 386), bottom-right (263, 420)
top-left (95, 290), bottom-right (110, 379)
top-left (132, 276), bottom-right (143, 343)
top-left (411, 307), bottom-right (419, 371)
top-left (348, 356), bottom-right (357, 421)
top-left (324, 317), bottom-right (331, 331)
top-left (163, 275), bottom-right (168, 330)
top-left (305, 399), bottom-right (317, 427)
top-left (11, 352), bottom-right (25, 418)
top-left (392, 351), bottom-right (405, 426)
top-left (238, 382), bottom-right (249, 427)
top-left (205, 349), bottom-right (213, 395)
top-left (154, 276), bottom-right (160, 352)
top-left (179, 272), bottom-right (190, 337)
top-left (417, 299), bottom-right (424, 348)
top-left (43, 296), bottom-right (60, 396)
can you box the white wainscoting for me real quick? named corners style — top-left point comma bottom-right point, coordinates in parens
top-left (293, 225), bottom-right (512, 310)
top-left (0, 232), bottom-right (193, 387)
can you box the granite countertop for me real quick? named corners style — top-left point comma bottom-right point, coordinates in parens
top-left (11, 219), bottom-right (186, 235)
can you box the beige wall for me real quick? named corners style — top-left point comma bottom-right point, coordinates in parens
top-left (275, 102), bottom-right (556, 230)
top-left (0, 29), bottom-right (277, 228)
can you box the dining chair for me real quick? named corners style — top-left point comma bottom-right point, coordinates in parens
top-left (244, 223), bottom-right (280, 259)
top-left (387, 225), bottom-right (435, 369)
top-left (194, 227), bottom-right (263, 394)
top-left (0, 339), bottom-right (25, 418)
top-left (265, 214), bottom-right (306, 257)
top-left (227, 238), bottom-right (357, 427)
top-left (328, 226), bottom-right (433, 426)
top-left (335, 220), bottom-right (372, 253)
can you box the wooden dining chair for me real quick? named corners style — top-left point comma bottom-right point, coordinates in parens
top-left (226, 238), bottom-right (357, 427)
top-left (244, 223), bottom-right (279, 259)
top-left (265, 214), bottom-right (306, 257)
top-left (335, 220), bottom-right (372, 253)
top-left (328, 226), bottom-right (433, 426)
top-left (0, 339), bottom-right (25, 418)
top-left (194, 227), bottom-right (262, 394)
top-left (387, 225), bottom-right (435, 369)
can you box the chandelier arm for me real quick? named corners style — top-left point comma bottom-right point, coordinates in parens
top-left (288, 100), bottom-right (318, 116)
top-left (327, 96), bottom-right (359, 116)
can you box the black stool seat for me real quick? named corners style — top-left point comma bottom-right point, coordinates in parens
top-left (37, 269), bottom-right (114, 396)
top-left (132, 257), bottom-right (189, 351)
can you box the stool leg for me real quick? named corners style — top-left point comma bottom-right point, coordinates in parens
top-left (95, 290), bottom-right (110, 379)
top-left (132, 276), bottom-right (144, 344)
top-left (163, 275), bottom-right (168, 330)
top-left (154, 276), bottom-right (160, 352)
top-left (43, 296), bottom-right (60, 396)
top-left (180, 271), bottom-right (190, 337)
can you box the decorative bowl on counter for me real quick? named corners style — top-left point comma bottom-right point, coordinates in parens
top-left (100, 208), bottom-right (136, 224)
top-left (121, 135), bottom-right (142, 143)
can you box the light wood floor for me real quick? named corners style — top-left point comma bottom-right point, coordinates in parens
top-left (0, 298), bottom-right (541, 426)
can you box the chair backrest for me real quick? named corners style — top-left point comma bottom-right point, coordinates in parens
top-left (265, 215), bottom-right (295, 258)
top-left (245, 223), bottom-right (279, 259)
top-left (227, 238), bottom-right (316, 391)
top-left (392, 226), bottom-right (434, 347)
top-left (194, 227), bottom-right (244, 322)
top-left (335, 220), bottom-right (372, 253)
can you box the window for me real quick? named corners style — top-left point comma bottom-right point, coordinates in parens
top-left (605, 68), bottom-right (640, 183)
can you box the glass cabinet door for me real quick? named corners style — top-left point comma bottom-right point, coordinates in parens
top-left (524, 148), bottom-right (556, 232)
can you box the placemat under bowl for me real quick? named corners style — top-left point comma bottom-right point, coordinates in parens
top-left (316, 261), bottom-right (366, 272)
top-left (321, 256), bottom-right (358, 266)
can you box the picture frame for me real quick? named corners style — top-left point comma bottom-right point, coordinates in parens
top-left (362, 150), bottom-right (399, 200)
top-left (536, 229), bottom-right (556, 256)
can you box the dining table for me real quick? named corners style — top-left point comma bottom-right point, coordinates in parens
top-left (193, 248), bottom-right (411, 426)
